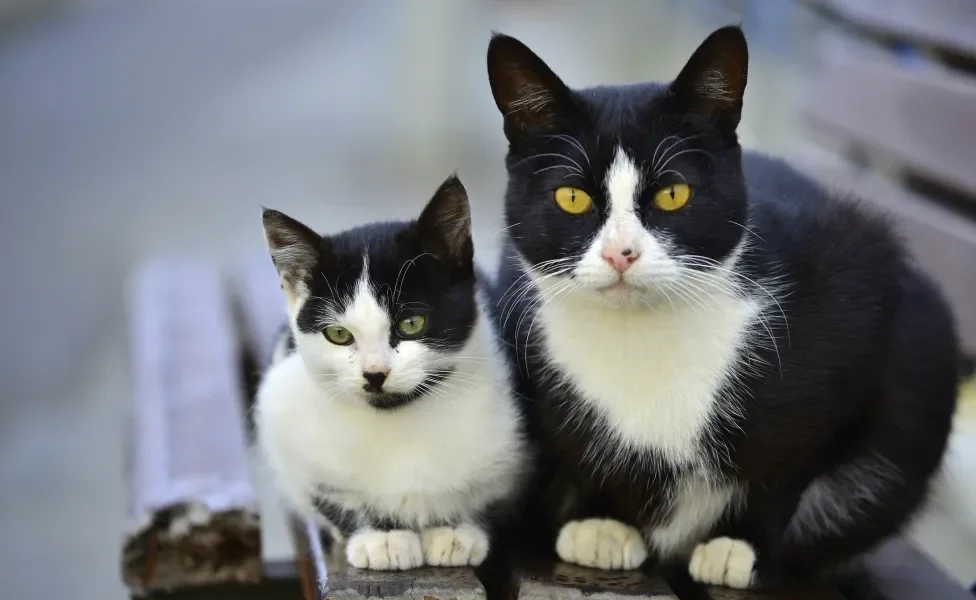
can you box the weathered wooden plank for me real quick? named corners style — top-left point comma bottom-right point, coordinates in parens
top-left (795, 159), bottom-right (976, 355)
top-left (818, 0), bottom-right (976, 58)
top-left (516, 560), bottom-right (675, 600)
top-left (805, 33), bottom-right (976, 198)
top-left (122, 259), bottom-right (261, 595)
top-left (303, 519), bottom-right (487, 600)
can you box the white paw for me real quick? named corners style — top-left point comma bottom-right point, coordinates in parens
top-left (689, 537), bottom-right (756, 589)
top-left (345, 530), bottom-right (423, 570)
top-left (421, 524), bottom-right (490, 567)
top-left (555, 519), bottom-right (647, 570)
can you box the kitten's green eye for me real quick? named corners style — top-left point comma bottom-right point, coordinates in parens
top-left (324, 326), bottom-right (354, 346)
top-left (396, 315), bottom-right (428, 338)
top-left (653, 183), bottom-right (692, 211)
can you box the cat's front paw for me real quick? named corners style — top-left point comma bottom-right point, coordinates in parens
top-left (556, 518), bottom-right (647, 570)
top-left (689, 537), bottom-right (756, 589)
top-left (346, 530), bottom-right (423, 570)
top-left (421, 524), bottom-right (490, 567)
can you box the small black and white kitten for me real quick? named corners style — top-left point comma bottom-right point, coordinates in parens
top-left (256, 175), bottom-right (528, 570)
top-left (486, 26), bottom-right (958, 589)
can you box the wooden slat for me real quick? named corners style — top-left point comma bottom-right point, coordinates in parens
top-left (304, 520), bottom-right (487, 600)
top-left (516, 560), bottom-right (675, 600)
top-left (805, 33), bottom-right (976, 198)
top-left (796, 159), bottom-right (976, 355)
top-left (122, 259), bottom-right (261, 594)
top-left (818, 0), bottom-right (976, 57)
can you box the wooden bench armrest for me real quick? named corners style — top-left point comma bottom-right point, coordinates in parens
top-left (122, 260), bottom-right (260, 595)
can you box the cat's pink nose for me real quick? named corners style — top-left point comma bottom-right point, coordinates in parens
top-left (602, 246), bottom-right (639, 274)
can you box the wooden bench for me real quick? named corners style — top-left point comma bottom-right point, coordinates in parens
top-left (122, 259), bottom-right (304, 598)
top-left (122, 254), bottom-right (972, 599)
top-left (802, 0), bottom-right (976, 358)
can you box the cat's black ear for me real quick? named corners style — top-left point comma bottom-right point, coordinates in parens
top-left (670, 25), bottom-right (748, 132)
top-left (487, 33), bottom-right (574, 138)
top-left (262, 208), bottom-right (322, 297)
top-left (416, 174), bottom-right (473, 267)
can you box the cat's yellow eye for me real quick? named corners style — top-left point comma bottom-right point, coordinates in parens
top-left (554, 187), bottom-right (593, 215)
top-left (324, 326), bottom-right (354, 346)
top-left (396, 315), bottom-right (427, 338)
top-left (653, 183), bottom-right (692, 211)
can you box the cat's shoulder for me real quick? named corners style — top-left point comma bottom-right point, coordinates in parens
top-left (743, 153), bottom-right (900, 255)
top-left (742, 152), bottom-right (904, 297)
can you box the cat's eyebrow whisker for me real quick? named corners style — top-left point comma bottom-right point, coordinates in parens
top-left (656, 147), bottom-right (715, 175)
top-left (651, 134), bottom-right (682, 169)
top-left (533, 164), bottom-right (582, 177)
top-left (542, 134), bottom-right (591, 168)
top-left (651, 133), bottom-right (705, 172)
top-left (511, 152), bottom-right (585, 175)
top-left (655, 169), bottom-right (687, 183)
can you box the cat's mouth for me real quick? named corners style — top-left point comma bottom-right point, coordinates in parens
top-left (362, 370), bottom-right (453, 410)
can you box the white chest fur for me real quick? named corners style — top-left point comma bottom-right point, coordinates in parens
top-left (256, 324), bottom-right (525, 528)
top-left (537, 288), bottom-right (757, 557)
top-left (537, 288), bottom-right (758, 468)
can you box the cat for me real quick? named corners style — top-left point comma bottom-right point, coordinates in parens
top-left (484, 25), bottom-right (958, 589)
top-left (255, 174), bottom-right (529, 571)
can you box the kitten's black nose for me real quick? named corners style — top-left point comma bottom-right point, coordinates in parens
top-left (362, 371), bottom-right (388, 392)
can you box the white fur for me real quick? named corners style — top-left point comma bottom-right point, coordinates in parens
top-left (529, 147), bottom-right (770, 559)
top-left (689, 537), bottom-right (756, 588)
top-left (556, 519), bottom-right (648, 570)
top-left (346, 530), bottom-right (424, 570)
top-left (256, 277), bottom-right (526, 533)
top-left (649, 476), bottom-right (744, 557)
top-left (292, 262), bottom-right (433, 397)
top-left (573, 147), bottom-right (681, 306)
top-left (421, 524), bottom-right (490, 567)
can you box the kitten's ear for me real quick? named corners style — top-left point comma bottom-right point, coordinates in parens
top-left (487, 33), bottom-right (574, 138)
top-left (262, 208), bottom-right (322, 296)
top-left (669, 25), bottom-right (748, 132)
top-left (416, 174), bottom-right (473, 267)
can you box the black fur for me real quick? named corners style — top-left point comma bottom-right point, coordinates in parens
top-left (486, 26), bottom-right (958, 587)
top-left (263, 175), bottom-right (478, 410)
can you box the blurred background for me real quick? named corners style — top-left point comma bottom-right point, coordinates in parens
top-left (0, 0), bottom-right (973, 598)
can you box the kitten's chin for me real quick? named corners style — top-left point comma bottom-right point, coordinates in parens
top-left (588, 281), bottom-right (669, 310)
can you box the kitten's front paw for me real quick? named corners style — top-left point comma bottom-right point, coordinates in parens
top-left (689, 537), bottom-right (756, 589)
top-left (556, 519), bottom-right (647, 570)
top-left (421, 524), bottom-right (489, 567)
top-left (346, 530), bottom-right (423, 570)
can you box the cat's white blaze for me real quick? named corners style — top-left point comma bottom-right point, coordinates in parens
top-left (257, 296), bottom-right (525, 529)
top-left (605, 145), bottom-right (642, 221)
top-left (291, 262), bottom-right (430, 396)
top-left (573, 147), bottom-right (682, 299)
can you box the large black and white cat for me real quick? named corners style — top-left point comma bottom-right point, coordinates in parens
top-left (255, 175), bottom-right (528, 570)
top-left (485, 26), bottom-right (958, 589)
